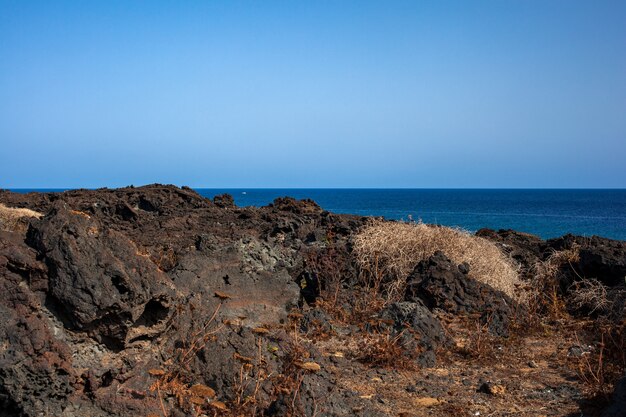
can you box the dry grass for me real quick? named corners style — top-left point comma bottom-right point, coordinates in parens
top-left (569, 278), bottom-right (626, 321)
top-left (149, 303), bottom-right (227, 416)
top-left (527, 247), bottom-right (580, 319)
top-left (352, 330), bottom-right (418, 370)
top-left (568, 322), bottom-right (626, 398)
top-left (570, 278), bottom-right (612, 315)
top-left (0, 203), bottom-right (42, 232)
top-left (352, 219), bottom-right (521, 301)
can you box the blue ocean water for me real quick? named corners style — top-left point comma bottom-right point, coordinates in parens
top-left (197, 189), bottom-right (626, 241)
top-left (8, 189), bottom-right (626, 241)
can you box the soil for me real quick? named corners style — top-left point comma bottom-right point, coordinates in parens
top-left (0, 185), bottom-right (624, 417)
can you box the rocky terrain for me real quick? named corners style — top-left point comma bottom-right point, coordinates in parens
top-left (0, 185), bottom-right (624, 417)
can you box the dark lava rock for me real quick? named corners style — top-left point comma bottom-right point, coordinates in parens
top-left (2, 184), bottom-right (212, 216)
top-left (548, 235), bottom-right (626, 287)
top-left (405, 251), bottom-right (523, 336)
top-left (479, 231), bottom-right (626, 289)
top-left (212, 193), bottom-right (235, 208)
top-left (300, 308), bottom-right (333, 335)
top-left (269, 196), bottom-right (322, 215)
top-left (476, 228), bottom-right (545, 274)
top-left (0, 185), bottom-right (375, 416)
top-left (299, 268), bottom-right (321, 304)
top-left (2, 185), bottom-right (624, 417)
top-left (379, 300), bottom-right (449, 367)
top-left (603, 374), bottom-right (626, 417)
top-left (26, 202), bottom-right (176, 350)
top-left (0, 231), bottom-right (75, 417)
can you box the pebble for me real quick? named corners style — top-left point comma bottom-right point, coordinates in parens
top-left (478, 381), bottom-right (506, 396)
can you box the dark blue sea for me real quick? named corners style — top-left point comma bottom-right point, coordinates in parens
top-left (9, 189), bottom-right (626, 241)
top-left (196, 189), bottom-right (626, 241)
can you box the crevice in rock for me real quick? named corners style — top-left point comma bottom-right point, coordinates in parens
top-left (111, 274), bottom-right (130, 295)
top-left (0, 384), bottom-right (25, 417)
top-left (135, 298), bottom-right (169, 328)
top-left (43, 295), bottom-right (79, 331)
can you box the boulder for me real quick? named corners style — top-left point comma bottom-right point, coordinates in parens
top-left (404, 251), bottom-right (523, 336)
top-left (548, 234), bottom-right (626, 287)
top-left (378, 300), bottom-right (449, 367)
top-left (212, 193), bottom-right (235, 208)
top-left (476, 228), bottom-right (545, 273)
top-left (26, 202), bottom-right (176, 350)
top-left (269, 197), bottom-right (322, 215)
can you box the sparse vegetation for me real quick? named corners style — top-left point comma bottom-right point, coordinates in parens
top-left (353, 219), bottom-right (521, 301)
top-left (524, 246), bottom-right (580, 323)
top-left (523, 246), bottom-right (626, 399)
top-left (2, 186), bottom-right (625, 417)
top-left (352, 329), bottom-right (418, 370)
top-left (459, 313), bottom-right (500, 361)
top-left (0, 203), bottom-right (42, 232)
top-left (149, 303), bottom-right (227, 416)
top-left (570, 277), bottom-right (626, 320)
top-left (568, 322), bottom-right (626, 399)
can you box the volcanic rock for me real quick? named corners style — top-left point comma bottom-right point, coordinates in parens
top-left (378, 300), bottom-right (448, 367)
top-left (26, 202), bottom-right (176, 350)
top-left (548, 234), bottom-right (626, 287)
top-left (404, 251), bottom-right (523, 336)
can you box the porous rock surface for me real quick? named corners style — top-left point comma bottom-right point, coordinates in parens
top-left (0, 185), bottom-right (624, 416)
top-left (0, 185), bottom-right (376, 417)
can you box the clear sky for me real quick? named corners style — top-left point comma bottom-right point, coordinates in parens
top-left (1, 1), bottom-right (625, 188)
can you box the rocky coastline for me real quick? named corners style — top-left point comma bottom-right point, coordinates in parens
top-left (0, 185), bottom-right (624, 417)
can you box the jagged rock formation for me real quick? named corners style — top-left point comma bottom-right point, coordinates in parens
top-left (0, 185), bottom-right (624, 416)
top-left (404, 251), bottom-right (523, 337)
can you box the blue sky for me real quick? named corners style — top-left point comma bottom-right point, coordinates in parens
top-left (1, 1), bottom-right (625, 188)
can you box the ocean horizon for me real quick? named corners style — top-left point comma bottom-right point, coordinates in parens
top-left (8, 188), bottom-right (626, 241)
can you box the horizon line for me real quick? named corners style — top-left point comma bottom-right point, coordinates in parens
top-left (4, 186), bottom-right (626, 191)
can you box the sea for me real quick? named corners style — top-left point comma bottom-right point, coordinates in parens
top-left (9, 189), bottom-right (626, 241)
top-left (196, 189), bottom-right (626, 241)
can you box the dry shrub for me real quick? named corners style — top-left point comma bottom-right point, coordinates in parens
top-left (570, 323), bottom-right (626, 398)
top-left (527, 247), bottom-right (580, 319)
top-left (533, 247), bottom-right (580, 282)
top-left (272, 338), bottom-right (323, 416)
top-left (150, 303), bottom-right (227, 416)
top-left (570, 278), bottom-right (626, 320)
top-left (303, 246), bottom-right (348, 307)
top-left (456, 314), bottom-right (501, 362)
top-left (352, 330), bottom-right (417, 370)
top-left (352, 219), bottom-right (521, 301)
top-left (0, 203), bottom-right (42, 232)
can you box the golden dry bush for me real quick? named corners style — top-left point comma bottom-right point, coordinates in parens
top-left (527, 247), bottom-right (580, 318)
top-left (352, 219), bottom-right (521, 300)
top-left (0, 203), bottom-right (42, 232)
top-left (569, 277), bottom-right (626, 320)
top-left (533, 247), bottom-right (580, 284)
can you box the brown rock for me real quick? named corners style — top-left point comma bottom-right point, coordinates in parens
top-left (189, 383), bottom-right (216, 398)
top-left (413, 397), bottom-right (441, 407)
